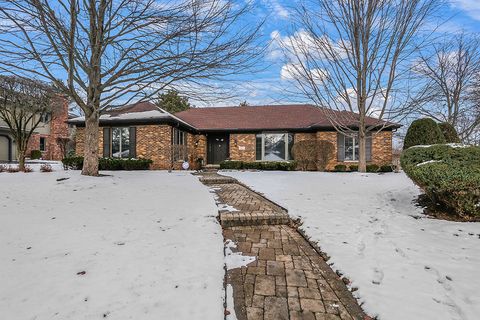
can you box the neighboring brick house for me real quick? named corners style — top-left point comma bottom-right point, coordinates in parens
top-left (0, 96), bottom-right (70, 162)
top-left (70, 102), bottom-right (400, 170)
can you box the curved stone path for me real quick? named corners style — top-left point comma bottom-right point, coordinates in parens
top-left (198, 172), bottom-right (368, 320)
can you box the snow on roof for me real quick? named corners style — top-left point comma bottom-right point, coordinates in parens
top-left (69, 110), bottom-right (170, 122)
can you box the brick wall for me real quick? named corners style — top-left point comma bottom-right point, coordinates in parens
top-left (316, 131), bottom-right (338, 171)
top-left (294, 132), bottom-right (316, 142)
top-left (26, 96), bottom-right (69, 160)
top-left (229, 133), bottom-right (256, 162)
top-left (75, 127), bottom-right (102, 156)
top-left (136, 125), bottom-right (172, 169)
top-left (74, 126), bottom-right (394, 171)
top-left (372, 131), bottom-right (393, 164)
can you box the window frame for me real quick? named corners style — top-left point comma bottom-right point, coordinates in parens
top-left (111, 127), bottom-right (130, 158)
top-left (39, 137), bottom-right (46, 152)
top-left (255, 132), bottom-right (293, 161)
top-left (344, 134), bottom-right (359, 162)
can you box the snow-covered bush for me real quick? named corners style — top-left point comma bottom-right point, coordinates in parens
top-left (403, 118), bottom-right (445, 149)
top-left (40, 164), bottom-right (53, 172)
top-left (401, 144), bottom-right (480, 217)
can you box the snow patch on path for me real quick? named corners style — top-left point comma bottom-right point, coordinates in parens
top-left (224, 239), bottom-right (256, 270)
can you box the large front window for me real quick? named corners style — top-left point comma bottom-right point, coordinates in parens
top-left (256, 133), bottom-right (293, 161)
top-left (112, 127), bottom-right (130, 158)
top-left (344, 135), bottom-right (359, 161)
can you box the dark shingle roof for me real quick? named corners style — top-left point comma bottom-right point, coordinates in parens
top-left (175, 104), bottom-right (400, 131)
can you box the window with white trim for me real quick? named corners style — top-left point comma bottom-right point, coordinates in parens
top-left (255, 133), bottom-right (294, 161)
top-left (111, 127), bottom-right (130, 158)
top-left (344, 135), bottom-right (359, 161)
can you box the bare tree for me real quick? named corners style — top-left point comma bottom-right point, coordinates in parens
top-left (0, 0), bottom-right (263, 176)
top-left (410, 33), bottom-right (480, 142)
top-left (0, 75), bottom-right (56, 171)
top-left (278, 0), bottom-right (440, 172)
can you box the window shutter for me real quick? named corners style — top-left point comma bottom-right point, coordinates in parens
top-left (366, 134), bottom-right (372, 161)
top-left (129, 127), bottom-right (136, 158)
top-left (337, 133), bottom-right (345, 161)
top-left (103, 128), bottom-right (111, 157)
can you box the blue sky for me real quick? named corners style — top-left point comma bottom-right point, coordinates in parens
top-left (211, 0), bottom-right (480, 107)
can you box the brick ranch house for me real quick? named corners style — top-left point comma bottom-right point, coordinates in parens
top-left (69, 102), bottom-right (400, 170)
top-left (0, 96), bottom-right (70, 162)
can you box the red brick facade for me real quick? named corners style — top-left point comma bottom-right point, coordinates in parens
top-left (75, 125), bottom-right (394, 170)
top-left (26, 96), bottom-right (70, 160)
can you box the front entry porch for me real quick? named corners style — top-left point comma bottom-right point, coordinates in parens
top-left (207, 134), bottom-right (229, 165)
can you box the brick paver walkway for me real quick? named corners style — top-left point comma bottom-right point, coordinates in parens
top-left (224, 226), bottom-right (365, 320)
top-left (197, 172), bottom-right (367, 320)
top-left (211, 183), bottom-right (290, 226)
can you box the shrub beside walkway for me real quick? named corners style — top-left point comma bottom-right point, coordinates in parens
top-left (198, 172), bottom-right (367, 320)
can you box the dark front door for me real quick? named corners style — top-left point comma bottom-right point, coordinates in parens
top-left (207, 134), bottom-right (229, 164)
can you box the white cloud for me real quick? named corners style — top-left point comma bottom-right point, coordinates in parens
top-left (269, 29), bottom-right (350, 62)
top-left (281, 63), bottom-right (328, 83)
top-left (450, 0), bottom-right (480, 21)
top-left (261, 0), bottom-right (289, 19)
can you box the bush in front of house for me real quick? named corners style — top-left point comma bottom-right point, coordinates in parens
top-left (366, 164), bottom-right (379, 172)
top-left (438, 122), bottom-right (461, 143)
top-left (348, 164), bottom-right (358, 172)
top-left (317, 140), bottom-right (335, 172)
top-left (379, 164), bottom-right (393, 172)
top-left (62, 155), bottom-right (84, 170)
top-left (30, 150), bottom-right (42, 160)
top-left (219, 160), bottom-right (296, 171)
top-left (219, 160), bottom-right (244, 170)
top-left (7, 166), bottom-right (20, 173)
top-left (62, 156), bottom-right (153, 170)
top-left (334, 164), bottom-right (347, 172)
top-left (291, 140), bottom-right (317, 171)
top-left (291, 139), bottom-right (335, 171)
top-left (40, 164), bottom-right (53, 172)
top-left (403, 118), bottom-right (445, 149)
top-left (401, 144), bottom-right (480, 218)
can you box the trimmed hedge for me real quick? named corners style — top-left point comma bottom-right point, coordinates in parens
top-left (379, 164), bottom-right (393, 172)
top-left (401, 144), bottom-right (480, 217)
top-left (403, 118), bottom-right (445, 149)
top-left (219, 160), bottom-right (296, 171)
top-left (438, 122), bottom-right (461, 143)
top-left (349, 164), bottom-right (358, 172)
top-left (334, 164), bottom-right (347, 172)
top-left (30, 150), bottom-right (42, 160)
top-left (62, 156), bottom-right (153, 170)
top-left (366, 164), bottom-right (379, 172)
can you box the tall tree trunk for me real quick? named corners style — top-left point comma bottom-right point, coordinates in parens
top-left (358, 127), bottom-right (366, 172)
top-left (82, 111), bottom-right (99, 176)
top-left (18, 149), bottom-right (26, 172)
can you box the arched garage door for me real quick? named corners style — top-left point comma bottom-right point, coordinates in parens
top-left (0, 135), bottom-right (12, 162)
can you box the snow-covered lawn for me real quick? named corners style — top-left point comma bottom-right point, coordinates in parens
top-left (0, 170), bottom-right (223, 319)
top-left (223, 171), bottom-right (480, 320)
